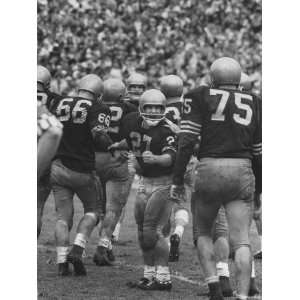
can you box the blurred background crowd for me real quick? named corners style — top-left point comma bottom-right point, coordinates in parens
top-left (37, 0), bottom-right (262, 95)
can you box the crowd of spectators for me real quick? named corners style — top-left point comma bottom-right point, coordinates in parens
top-left (38, 0), bottom-right (262, 95)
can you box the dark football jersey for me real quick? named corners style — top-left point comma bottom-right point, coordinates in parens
top-left (165, 101), bottom-right (183, 126)
top-left (37, 90), bottom-right (63, 115)
top-left (173, 85), bottom-right (261, 185)
top-left (106, 101), bottom-right (137, 142)
top-left (54, 96), bottom-right (111, 172)
top-left (120, 112), bottom-right (177, 177)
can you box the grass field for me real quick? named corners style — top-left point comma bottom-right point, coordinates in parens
top-left (38, 183), bottom-right (262, 300)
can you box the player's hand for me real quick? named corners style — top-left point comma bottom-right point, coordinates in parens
top-left (170, 184), bottom-right (186, 203)
top-left (113, 150), bottom-right (129, 162)
top-left (142, 151), bottom-right (157, 164)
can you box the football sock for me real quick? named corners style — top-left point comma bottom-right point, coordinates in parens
top-left (206, 277), bottom-right (222, 297)
top-left (112, 222), bottom-right (121, 240)
top-left (98, 237), bottom-right (112, 250)
top-left (56, 246), bottom-right (69, 264)
top-left (251, 260), bottom-right (256, 278)
top-left (216, 261), bottom-right (230, 277)
top-left (156, 266), bottom-right (171, 282)
top-left (72, 233), bottom-right (87, 256)
top-left (143, 265), bottom-right (155, 280)
top-left (235, 294), bottom-right (248, 300)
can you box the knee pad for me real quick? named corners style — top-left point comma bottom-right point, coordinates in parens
top-left (85, 212), bottom-right (99, 225)
top-left (174, 209), bottom-right (189, 226)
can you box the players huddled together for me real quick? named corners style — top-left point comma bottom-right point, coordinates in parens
top-left (37, 56), bottom-right (261, 300)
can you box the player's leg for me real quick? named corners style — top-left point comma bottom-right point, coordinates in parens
top-left (69, 173), bottom-right (103, 275)
top-left (112, 156), bottom-right (137, 242)
top-left (225, 199), bottom-right (253, 299)
top-left (37, 124), bottom-right (62, 181)
top-left (37, 173), bottom-right (51, 238)
top-left (94, 161), bottom-right (130, 265)
top-left (141, 181), bottom-right (173, 290)
top-left (213, 206), bottom-right (233, 297)
top-left (50, 160), bottom-right (74, 276)
top-left (253, 193), bottom-right (262, 259)
top-left (134, 180), bottom-right (156, 287)
top-left (169, 157), bottom-right (196, 261)
top-left (193, 160), bottom-right (224, 300)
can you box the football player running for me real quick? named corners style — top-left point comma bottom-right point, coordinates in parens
top-left (160, 75), bottom-right (193, 262)
top-left (111, 72), bottom-right (148, 242)
top-left (171, 57), bottom-right (262, 300)
top-left (37, 65), bottom-right (63, 237)
top-left (93, 78), bottom-right (137, 266)
top-left (111, 89), bottom-right (177, 290)
top-left (50, 74), bottom-right (111, 276)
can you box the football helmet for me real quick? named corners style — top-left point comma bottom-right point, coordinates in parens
top-left (160, 75), bottom-right (183, 103)
top-left (102, 78), bottom-right (126, 104)
top-left (37, 65), bottom-right (51, 91)
top-left (127, 73), bottom-right (147, 103)
top-left (78, 74), bottom-right (103, 99)
top-left (210, 57), bottom-right (241, 87)
top-left (239, 72), bottom-right (252, 91)
top-left (139, 89), bottom-right (166, 127)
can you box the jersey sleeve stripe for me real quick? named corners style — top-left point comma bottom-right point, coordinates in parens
top-left (180, 120), bottom-right (202, 128)
top-left (252, 151), bottom-right (262, 156)
top-left (180, 125), bottom-right (201, 133)
top-left (179, 129), bottom-right (200, 135)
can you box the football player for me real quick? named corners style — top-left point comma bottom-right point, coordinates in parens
top-left (110, 72), bottom-right (148, 241)
top-left (160, 75), bottom-right (193, 262)
top-left (93, 78), bottom-right (137, 266)
top-left (37, 66), bottom-right (63, 237)
top-left (111, 89), bottom-right (177, 290)
top-left (50, 74), bottom-right (111, 276)
top-left (126, 72), bottom-right (147, 107)
top-left (171, 57), bottom-right (262, 300)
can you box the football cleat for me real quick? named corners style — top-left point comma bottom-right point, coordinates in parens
top-left (93, 246), bottom-right (114, 266)
top-left (254, 250), bottom-right (262, 259)
top-left (136, 277), bottom-right (152, 289)
top-left (239, 72), bottom-right (252, 91)
top-left (219, 276), bottom-right (233, 297)
top-left (210, 57), bottom-right (241, 87)
top-left (107, 248), bottom-right (115, 262)
top-left (67, 252), bottom-right (87, 276)
top-left (127, 73), bottom-right (147, 104)
top-left (139, 89), bottom-right (166, 127)
top-left (137, 278), bottom-right (172, 291)
top-left (37, 65), bottom-right (51, 91)
top-left (57, 262), bottom-right (70, 276)
top-left (160, 75), bottom-right (183, 101)
top-left (102, 78), bottom-right (126, 104)
top-left (169, 233), bottom-right (180, 262)
top-left (249, 277), bottom-right (260, 296)
top-left (77, 74), bottom-right (103, 99)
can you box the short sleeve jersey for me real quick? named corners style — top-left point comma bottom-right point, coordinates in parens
top-left (165, 101), bottom-right (183, 126)
top-left (120, 112), bottom-right (177, 177)
top-left (55, 96), bottom-right (111, 172)
top-left (182, 86), bottom-right (261, 159)
top-left (106, 101), bottom-right (137, 143)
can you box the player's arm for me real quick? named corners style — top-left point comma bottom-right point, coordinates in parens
top-left (142, 133), bottom-right (177, 167)
top-left (252, 96), bottom-right (262, 194)
top-left (89, 103), bottom-right (112, 151)
top-left (172, 93), bottom-right (202, 186)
